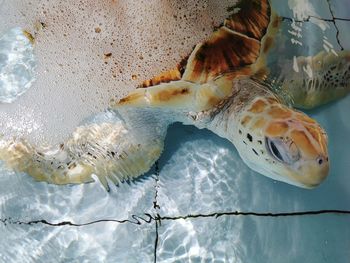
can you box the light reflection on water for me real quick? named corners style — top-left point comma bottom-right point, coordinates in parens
top-left (0, 162), bottom-right (156, 262)
top-left (0, 96), bottom-right (349, 262)
top-left (0, 221), bottom-right (155, 263)
top-left (0, 27), bottom-right (36, 103)
top-left (0, 0), bottom-right (350, 262)
top-left (156, 95), bottom-right (350, 262)
top-left (157, 213), bottom-right (350, 263)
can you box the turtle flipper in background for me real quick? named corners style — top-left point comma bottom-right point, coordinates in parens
top-left (281, 50), bottom-right (350, 109)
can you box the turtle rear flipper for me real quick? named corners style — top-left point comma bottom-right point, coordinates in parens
top-left (281, 50), bottom-right (350, 109)
top-left (0, 110), bottom-right (166, 191)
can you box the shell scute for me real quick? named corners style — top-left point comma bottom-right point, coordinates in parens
top-left (265, 121), bottom-right (289, 137)
top-left (154, 87), bottom-right (190, 102)
top-left (291, 130), bottom-right (318, 157)
top-left (183, 27), bottom-right (261, 83)
top-left (141, 68), bottom-right (182, 88)
top-left (248, 99), bottom-right (268, 113)
top-left (118, 91), bottom-right (145, 105)
top-left (225, 0), bottom-right (271, 40)
top-left (268, 106), bottom-right (292, 119)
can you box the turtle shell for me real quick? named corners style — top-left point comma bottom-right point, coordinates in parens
top-left (141, 0), bottom-right (272, 87)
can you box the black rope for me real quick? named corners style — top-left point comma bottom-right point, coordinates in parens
top-left (1, 210), bottom-right (349, 228)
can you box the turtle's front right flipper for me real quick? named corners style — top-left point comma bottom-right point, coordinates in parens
top-left (0, 110), bottom-right (166, 190)
top-left (281, 50), bottom-right (350, 109)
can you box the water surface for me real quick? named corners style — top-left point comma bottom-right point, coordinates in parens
top-left (0, 0), bottom-right (349, 262)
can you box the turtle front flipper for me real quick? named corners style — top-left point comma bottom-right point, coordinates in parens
top-left (114, 79), bottom-right (239, 113)
top-left (281, 50), bottom-right (350, 109)
top-left (0, 110), bottom-right (166, 191)
top-left (127, 0), bottom-right (277, 115)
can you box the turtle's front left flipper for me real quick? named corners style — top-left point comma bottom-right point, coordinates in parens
top-left (281, 50), bottom-right (350, 109)
top-left (0, 110), bottom-right (166, 190)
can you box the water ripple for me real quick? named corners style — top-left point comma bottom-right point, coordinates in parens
top-left (0, 27), bottom-right (36, 103)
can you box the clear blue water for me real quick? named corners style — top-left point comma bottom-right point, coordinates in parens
top-left (0, 0), bottom-right (350, 262)
top-left (157, 95), bottom-right (350, 262)
top-left (0, 27), bottom-right (36, 103)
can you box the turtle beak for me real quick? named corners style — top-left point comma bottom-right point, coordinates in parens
top-left (289, 156), bottom-right (330, 188)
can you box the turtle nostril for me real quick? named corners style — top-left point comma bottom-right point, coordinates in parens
top-left (317, 156), bottom-right (327, 165)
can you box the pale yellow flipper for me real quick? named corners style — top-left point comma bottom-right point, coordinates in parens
top-left (0, 116), bottom-right (164, 190)
top-left (114, 79), bottom-right (242, 113)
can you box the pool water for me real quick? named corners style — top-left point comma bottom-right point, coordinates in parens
top-left (0, 0), bottom-right (350, 262)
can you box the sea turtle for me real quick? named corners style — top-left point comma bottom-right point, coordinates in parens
top-left (0, 0), bottom-right (349, 190)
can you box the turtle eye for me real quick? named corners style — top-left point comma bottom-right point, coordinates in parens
top-left (267, 138), bottom-right (284, 162)
top-left (266, 137), bottom-right (300, 164)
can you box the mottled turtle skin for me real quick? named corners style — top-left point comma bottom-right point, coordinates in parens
top-left (1, 0), bottom-right (349, 190)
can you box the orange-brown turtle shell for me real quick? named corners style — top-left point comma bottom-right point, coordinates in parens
top-left (140, 0), bottom-right (272, 88)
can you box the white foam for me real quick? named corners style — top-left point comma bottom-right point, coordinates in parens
top-left (0, 0), bottom-right (234, 145)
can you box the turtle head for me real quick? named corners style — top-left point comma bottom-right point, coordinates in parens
top-left (235, 96), bottom-right (329, 188)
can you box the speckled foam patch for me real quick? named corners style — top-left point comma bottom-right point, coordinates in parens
top-left (0, 0), bottom-right (237, 145)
